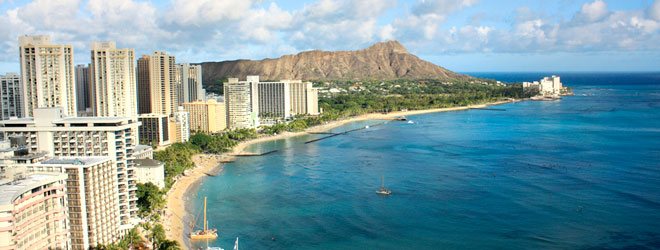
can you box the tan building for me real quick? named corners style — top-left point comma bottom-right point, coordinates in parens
top-left (90, 42), bottom-right (137, 117)
top-left (19, 36), bottom-right (76, 117)
top-left (0, 108), bottom-right (141, 233)
top-left (183, 99), bottom-right (226, 133)
top-left (289, 81), bottom-right (319, 116)
top-left (29, 157), bottom-right (120, 249)
top-left (134, 159), bottom-right (165, 188)
top-left (137, 52), bottom-right (178, 116)
top-left (0, 171), bottom-right (69, 250)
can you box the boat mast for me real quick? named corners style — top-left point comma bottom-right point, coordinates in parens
top-left (203, 196), bottom-right (207, 232)
top-left (382, 175), bottom-right (385, 189)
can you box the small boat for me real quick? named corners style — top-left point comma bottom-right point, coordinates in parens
top-left (376, 175), bottom-right (392, 195)
top-left (407, 120), bottom-right (414, 124)
top-left (365, 125), bottom-right (370, 129)
top-left (233, 237), bottom-right (239, 250)
top-left (191, 197), bottom-right (218, 240)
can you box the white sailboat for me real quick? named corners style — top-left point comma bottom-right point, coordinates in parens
top-left (376, 175), bottom-right (392, 195)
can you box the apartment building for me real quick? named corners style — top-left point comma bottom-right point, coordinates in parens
top-left (170, 107), bottom-right (190, 143)
top-left (90, 42), bottom-right (137, 117)
top-left (257, 81), bottom-right (291, 119)
top-left (19, 36), bottom-right (76, 117)
top-left (134, 159), bottom-right (165, 188)
top-left (0, 108), bottom-right (141, 233)
top-left (0, 170), bottom-right (69, 250)
top-left (137, 52), bottom-right (178, 116)
top-left (183, 99), bottom-right (226, 134)
top-left (0, 73), bottom-right (23, 120)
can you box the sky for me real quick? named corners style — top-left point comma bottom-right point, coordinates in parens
top-left (1, 0), bottom-right (659, 73)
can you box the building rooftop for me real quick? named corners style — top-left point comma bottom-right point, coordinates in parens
top-left (0, 173), bottom-right (64, 206)
top-left (134, 144), bottom-right (153, 152)
top-left (40, 156), bottom-right (113, 166)
top-left (135, 159), bottom-right (164, 167)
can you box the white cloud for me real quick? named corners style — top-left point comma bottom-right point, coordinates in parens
top-left (575, 0), bottom-right (609, 23)
top-left (649, 0), bottom-right (660, 21)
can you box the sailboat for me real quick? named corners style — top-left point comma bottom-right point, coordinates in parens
top-left (190, 196), bottom-right (218, 240)
top-left (376, 175), bottom-right (392, 195)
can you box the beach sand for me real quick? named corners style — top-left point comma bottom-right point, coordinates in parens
top-left (163, 98), bottom-right (517, 249)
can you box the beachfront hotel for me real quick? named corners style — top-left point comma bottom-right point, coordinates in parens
top-left (19, 36), bottom-right (76, 117)
top-left (523, 75), bottom-right (563, 97)
top-left (0, 169), bottom-right (69, 250)
top-left (0, 73), bottom-right (23, 120)
top-left (29, 157), bottom-right (121, 249)
top-left (257, 80), bottom-right (291, 120)
top-left (90, 42), bottom-right (137, 118)
top-left (289, 80), bottom-right (320, 116)
top-left (183, 99), bottom-right (227, 133)
top-left (224, 77), bottom-right (259, 129)
top-left (0, 107), bottom-right (141, 234)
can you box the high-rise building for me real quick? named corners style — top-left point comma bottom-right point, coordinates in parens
top-left (30, 157), bottom-right (120, 249)
top-left (177, 63), bottom-right (205, 103)
top-left (289, 81), bottom-right (319, 115)
top-left (75, 65), bottom-right (92, 114)
top-left (170, 107), bottom-right (190, 143)
top-left (224, 76), bottom-right (259, 129)
top-left (0, 73), bottom-right (23, 120)
top-left (0, 108), bottom-right (141, 233)
top-left (90, 42), bottom-right (137, 117)
top-left (183, 99), bottom-right (226, 133)
top-left (257, 81), bottom-right (291, 119)
top-left (138, 113), bottom-right (170, 147)
top-left (136, 52), bottom-right (177, 116)
top-left (0, 170), bottom-right (69, 250)
top-left (19, 36), bottom-right (76, 117)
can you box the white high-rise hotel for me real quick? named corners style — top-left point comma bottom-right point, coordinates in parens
top-left (19, 36), bottom-right (76, 117)
top-left (90, 42), bottom-right (137, 117)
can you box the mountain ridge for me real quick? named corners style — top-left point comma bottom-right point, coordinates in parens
top-left (200, 40), bottom-right (468, 82)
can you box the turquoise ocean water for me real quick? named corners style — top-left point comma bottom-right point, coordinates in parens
top-left (190, 73), bottom-right (660, 249)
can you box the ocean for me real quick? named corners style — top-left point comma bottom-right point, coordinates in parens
top-left (190, 72), bottom-right (660, 249)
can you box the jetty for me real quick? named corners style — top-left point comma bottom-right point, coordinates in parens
top-left (305, 121), bottom-right (388, 144)
top-left (233, 150), bottom-right (279, 157)
top-left (470, 107), bottom-right (506, 111)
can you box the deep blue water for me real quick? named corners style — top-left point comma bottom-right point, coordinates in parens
top-left (190, 73), bottom-right (660, 249)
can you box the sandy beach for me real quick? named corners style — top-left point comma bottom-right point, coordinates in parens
top-left (163, 154), bottom-right (226, 249)
top-left (163, 98), bottom-right (517, 249)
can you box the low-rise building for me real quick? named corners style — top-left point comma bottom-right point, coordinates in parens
top-left (133, 145), bottom-right (153, 159)
top-left (134, 159), bottom-right (165, 188)
top-left (0, 170), bottom-right (69, 250)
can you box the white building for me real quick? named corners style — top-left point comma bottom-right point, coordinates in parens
top-left (224, 77), bottom-right (259, 129)
top-left (0, 73), bottom-right (23, 120)
top-left (19, 36), bottom-right (76, 117)
top-left (134, 159), bottom-right (165, 188)
top-left (172, 106), bottom-right (190, 143)
top-left (133, 145), bottom-right (153, 159)
top-left (177, 63), bottom-right (205, 103)
top-left (0, 170), bottom-right (69, 250)
top-left (0, 107), bottom-right (141, 233)
top-left (289, 81), bottom-right (319, 116)
top-left (523, 75), bottom-right (563, 97)
top-left (90, 42), bottom-right (137, 118)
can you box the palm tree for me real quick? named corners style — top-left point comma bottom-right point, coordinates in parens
top-left (126, 228), bottom-right (142, 249)
top-left (158, 239), bottom-right (181, 250)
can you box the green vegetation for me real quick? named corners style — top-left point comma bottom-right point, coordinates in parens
top-left (94, 228), bottom-right (142, 250)
top-left (136, 182), bottom-right (165, 217)
top-left (203, 77), bottom-right (227, 95)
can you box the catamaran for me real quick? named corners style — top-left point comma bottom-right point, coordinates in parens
top-left (376, 175), bottom-right (392, 195)
top-left (190, 196), bottom-right (218, 240)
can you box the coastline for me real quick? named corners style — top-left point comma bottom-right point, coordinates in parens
top-left (163, 154), bottom-right (225, 249)
top-left (163, 98), bottom-right (517, 249)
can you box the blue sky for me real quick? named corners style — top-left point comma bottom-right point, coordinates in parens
top-left (1, 0), bottom-right (659, 73)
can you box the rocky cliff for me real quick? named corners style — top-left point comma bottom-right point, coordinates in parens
top-left (200, 40), bottom-right (468, 82)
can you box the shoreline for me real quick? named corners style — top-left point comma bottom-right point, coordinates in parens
top-left (163, 154), bottom-right (226, 249)
top-left (163, 98), bottom-right (518, 249)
